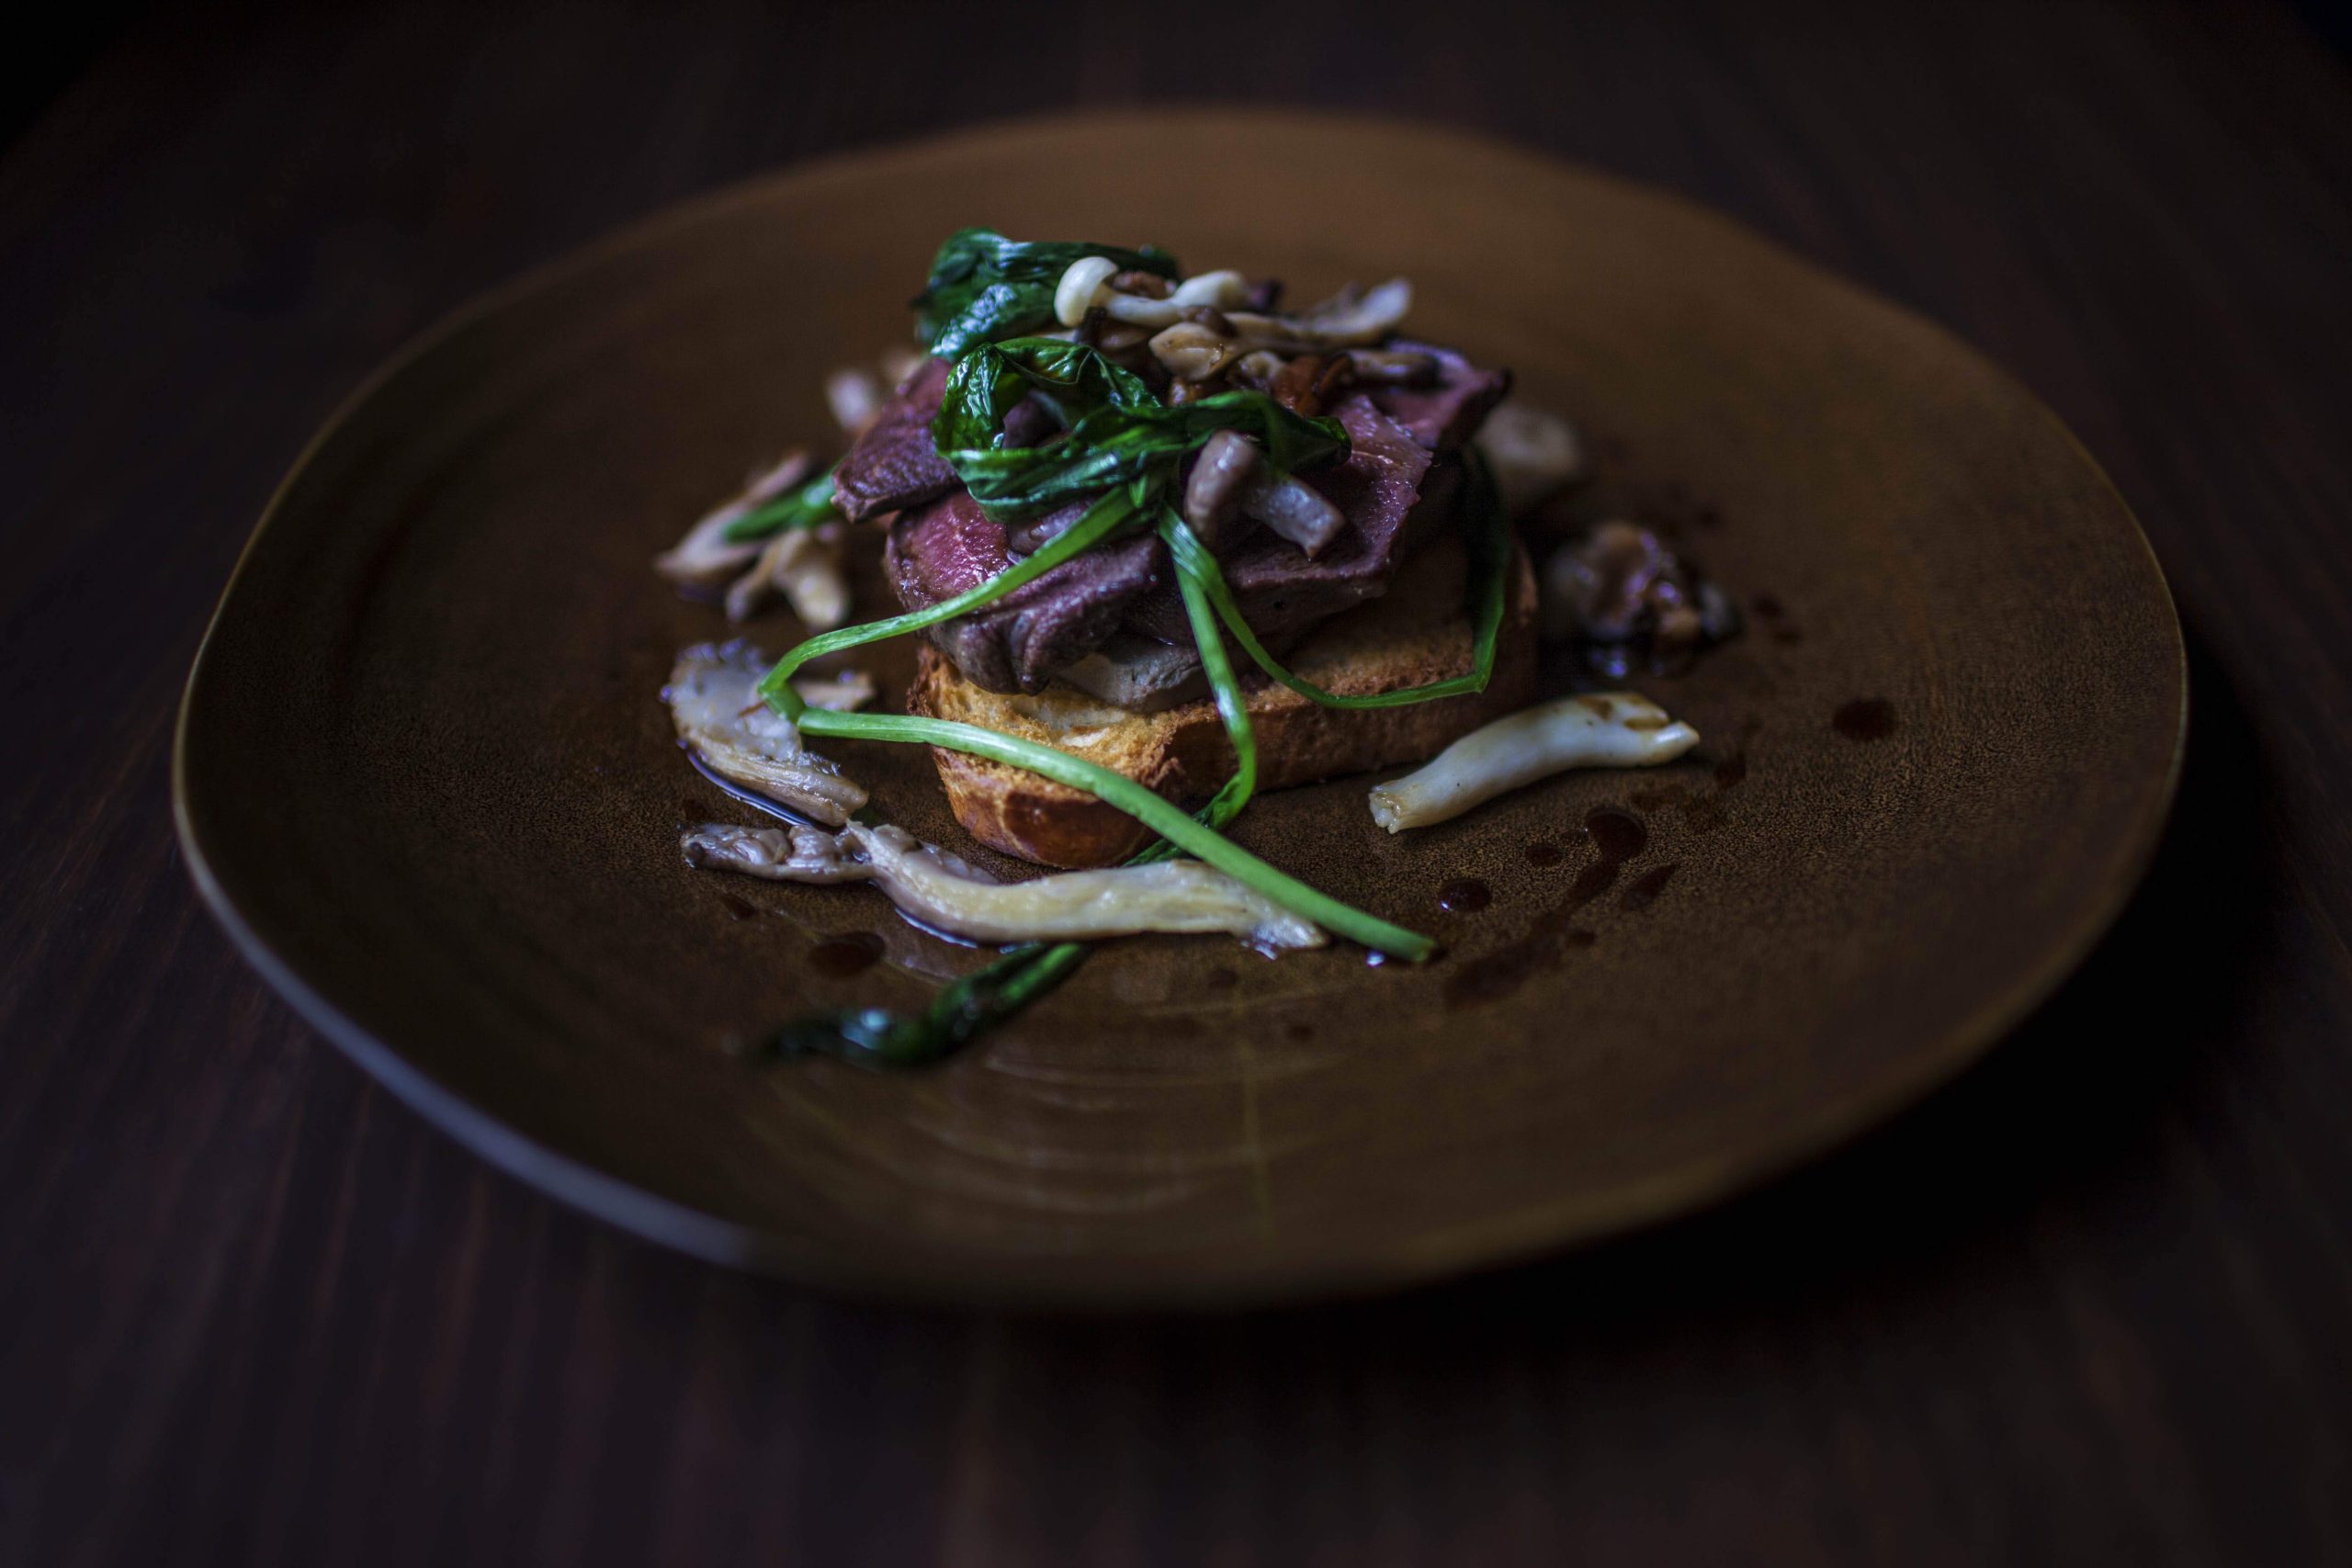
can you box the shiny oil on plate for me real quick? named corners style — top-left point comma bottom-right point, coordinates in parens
top-left (175, 111), bottom-right (2184, 1308)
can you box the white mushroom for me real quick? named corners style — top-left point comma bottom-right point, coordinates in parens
top-left (681, 821), bottom-right (1327, 952)
top-left (1476, 403), bottom-right (1585, 516)
top-left (1367, 693), bottom-right (1700, 832)
top-left (725, 525), bottom-right (851, 629)
top-left (1148, 320), bottom-right (1244, 382)
top-left (1223, 277), bottom-right (1414, 351)
top-left (666, 641), bottom-right (871, 826)
top-left (1242, 472), bottom-right (1346, 556)
top-left (1059, 260), bottom-right (1261, 332)
top-left (825, 367), bottom-right (888, 437)
top-left (654, 450), bottom-right (815, 589)
top-left (1168, 269), bottom-right (1250, 310)
top-left (1054, 255), bottom-right (1122, 327)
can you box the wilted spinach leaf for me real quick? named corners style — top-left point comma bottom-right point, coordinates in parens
top-left (930, 337), bottom-right (1350, 521)
top-left (913, 229), bottom-right (1181, 355)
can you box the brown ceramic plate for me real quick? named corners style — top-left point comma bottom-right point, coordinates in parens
top-left (175, 111), bottom-right (2183, 1309)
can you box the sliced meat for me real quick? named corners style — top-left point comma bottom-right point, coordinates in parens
top-left (1124, 394), bottom-right (1442, 646)
top-left (882, 394), bottom-right (1459, 697)
top-left (1365, 339), bottom-right (1511, 451)
top-left (831, 355), bottom-right (957, 523)
top-left (887, 491), bottom-right (1165, 694)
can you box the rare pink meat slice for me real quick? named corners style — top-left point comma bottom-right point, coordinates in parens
top-left (832, 356), bottom-right (958, 523)
top-left (887, 492), bottom-right (1164, 694)
top-left (885, 396), bottom-right (1446, 697)
top-left (1366, 340), bottom-right (1511, 451)
top-left (1123, 393), bottom-right (1443, 646)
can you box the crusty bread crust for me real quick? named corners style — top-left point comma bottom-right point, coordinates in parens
top-left (910, 538), bottom-right (1540, 867)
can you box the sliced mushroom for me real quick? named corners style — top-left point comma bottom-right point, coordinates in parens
top-left (1181, 430), bottom-right (1264, 551)
top-left (1227, 350), bottom-right (1287, 390)
top-left (681, 821), bottom-right (1326, 951)
top-left (654, 450), bottom-right (815, 590)
top-left (722, 522), bottom-right (851, 630)
top-left (782, 529), bottom-right (852, 631)
top-left (1265, 353), bottom-right (1351, 417)
top-left (665, 641), bottom-right (869, 826)
top-left (1222, 277), bottom-right (1414, 352)
top-left (825, 368), bottom-right (888, 438)
top-left (1241, 471), bottom-right (1346, 557)
top-left (1476, 403), bottom-right (1584, 516)
top-left (1148, 320), bottom-right (1245, 382)
top-left (1367, 693), bottom-right (1700, 833)
top-left (1343, 347), bottom-right (1441, 385)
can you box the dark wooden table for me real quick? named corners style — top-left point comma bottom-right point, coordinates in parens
top-left (7, 2), bottom-right (2351, 1562)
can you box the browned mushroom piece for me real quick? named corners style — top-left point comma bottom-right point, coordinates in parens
top-left (1267, 354), bottom-right (1352, 417)
top-left (1181, 431), bottom-right (1265, 552)
top-left (1543, 520), bottom-right (1742, 676)
top-left (1227, 350), bottom-right (1286, 391)
top-left (1107, 269), bottom-right (1173, 299)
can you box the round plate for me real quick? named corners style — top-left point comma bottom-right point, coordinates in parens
top-left (175, 111), bottom-right (2183, 1308)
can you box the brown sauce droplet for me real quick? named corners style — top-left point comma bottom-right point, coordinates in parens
top-left (1444, 808), bottom-right (1656, 1010)
top-left (1439, 877), bottom-right (1493, 913)
top-left (1586, 807), bottom-right (1648, 862)
top-left (1566, 860), bottom-right (1618, 907)
top-left (808, 931), bottom-right (885, 977)
top-left (1620, 863), bottom-right (1680, 911)
top-left (1524, 840), bottom-right (1565, 867)
top-left (718, 894), bottom-right (759, 921)
top-left (1833, 698), bottom-right (1899, 742)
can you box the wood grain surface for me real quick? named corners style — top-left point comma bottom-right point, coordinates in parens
top-left (5, 1), bottom-right (2349, 1562)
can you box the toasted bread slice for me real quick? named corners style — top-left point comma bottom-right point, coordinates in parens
top-left (909, 536), bottom-right (1539, 867)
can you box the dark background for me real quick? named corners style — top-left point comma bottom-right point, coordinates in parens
top-left (6, 2), bottom-right (2352, 1562)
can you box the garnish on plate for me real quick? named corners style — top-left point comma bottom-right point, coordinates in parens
top-left (656, 229), bottom-right (1732, 1065)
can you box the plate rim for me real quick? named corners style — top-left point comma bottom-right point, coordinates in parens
top-left (173, 107), bottom-right (2188, 1310)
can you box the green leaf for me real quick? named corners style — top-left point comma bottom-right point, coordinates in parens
top-left (931, 339), bottom-right (1350, 521)
top-left (718, 468), bottom-right (840, 544)
top-left (913, 229), bottom-right (1181, 355)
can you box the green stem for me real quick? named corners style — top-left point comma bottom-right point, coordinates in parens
top-left (1161, 453), bottom-right (1510, 709)
top-left (720, 468), bottom-right (841, 544)
top-left (795, 705), bottom-right (1432, 960)
top-left (758, 479), bottom-right (1147, 713)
